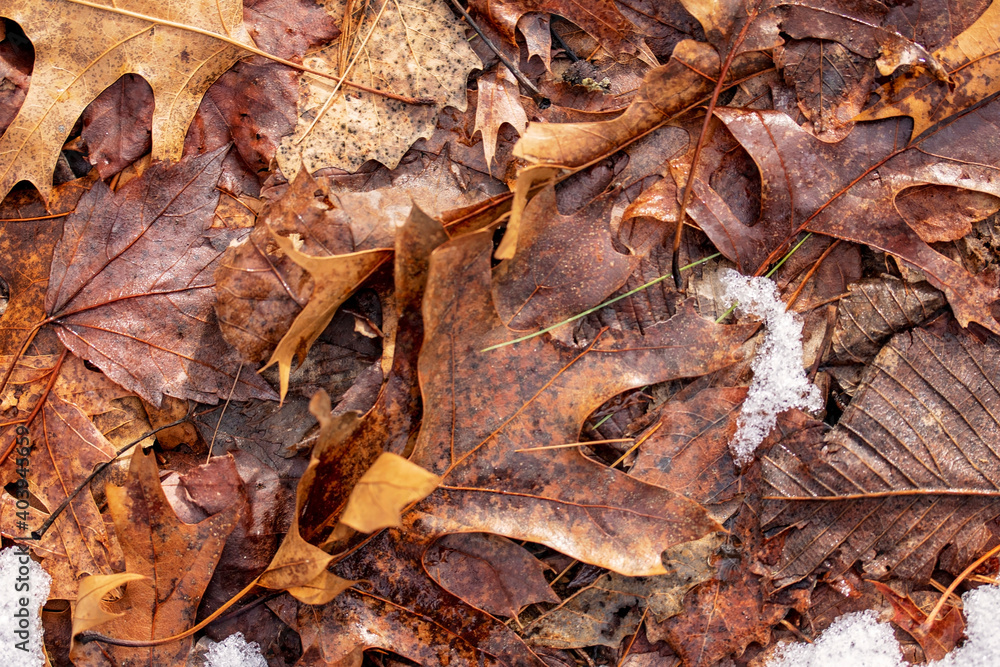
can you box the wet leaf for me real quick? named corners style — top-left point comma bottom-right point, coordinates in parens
top-left (44, 146), bottom-right (277, 406)
top-left (763, 326), bottom-right (1000, 588)
top-left (871, 580), bottom-right (966, 661)
top-left (69, 447), bottom-right (241, 665)
top-left (425, 533), bottom-right (559, 618)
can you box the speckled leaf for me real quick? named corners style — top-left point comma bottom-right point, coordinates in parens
top-left (276, 0), bottom-right (481, 177)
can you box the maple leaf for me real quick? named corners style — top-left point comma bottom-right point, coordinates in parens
top-left (763, 326), bottom-right (1000, 588)
top-left (0, 0), bottom-right (256, 202)
top-left (688, 106), bottom-right (1000, 334)
top-left (44, 146), bottom-right (276, 406)
top-left (69, 447), bottom-right (241, 665)
top-left (275, 0), bottom-right (482, 177)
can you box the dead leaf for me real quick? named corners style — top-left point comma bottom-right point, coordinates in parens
top-left (0, 0), bottom-right (255, 202)
top-left (425, 532), bottom-right (559, 618)
top-left (71, 573), bottom-right (147, 638)
top-left (859, 0), bottom-right (1000, 138)
top-left (763, 326), bottom-right (1000, 588)
top-left (470, 0), bottom-right (658, 66)
top-left (69, 447), bottom-right (241, 665)
top-left (339, 452), bottom-right (440, 533)
top-left (870, 581), bottom-right (966, 661)
top-left (44, 146), bottom-right (277, 406)
top-left (474, 65), bottom-right (528, 172)
top-left (275, 0), bottom-right (481, 177)
top-left (698, 107), bottom-right (1000, 333)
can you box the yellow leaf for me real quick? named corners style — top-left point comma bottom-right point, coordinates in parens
top-left (72, 572), bottom-right (146, 638)
top-left (0, 0), bottom-right (255, 202)
top-left (339, 452), bottom-right (441, 533)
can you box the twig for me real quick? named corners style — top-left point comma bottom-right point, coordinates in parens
top-left (921, 543), bottom-right (1000, 632)
top-left (446, 0), bottom-right (549, 108)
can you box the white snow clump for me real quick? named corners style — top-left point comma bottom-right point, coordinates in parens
top-left (203, 632), bottom-right (268, 667)
top-left (721, 269), bottom-right (822, 465)
top-left (0, 546), bottom-right (51, 667)
top-left (767, 585), bottom-right (1000, 667)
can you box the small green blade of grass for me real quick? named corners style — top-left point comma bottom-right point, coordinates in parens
top-left (714, 232), bottom-right (813, 323)
top-left (482, 252), bottom-right (722, 353)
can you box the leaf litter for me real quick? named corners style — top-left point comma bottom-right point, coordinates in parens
top-left (1, 0), bottom-right (1000, 665)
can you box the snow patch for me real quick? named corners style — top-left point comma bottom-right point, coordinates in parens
top-left (721, 270), bottom-right (822, 465)
top-left (203, 632), bottom-right (267, 667)
top-left (767, 585), bottom-right (1000, 667)
top-left (0, 546), bottom-right (51, 667)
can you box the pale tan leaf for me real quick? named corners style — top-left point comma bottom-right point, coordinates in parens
top-left (339, 452), bottom-right (441, 533)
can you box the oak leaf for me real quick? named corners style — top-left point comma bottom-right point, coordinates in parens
top-left (693, 107), bottom-right (1000, 333)
top-left (0, 0), bottom-right (255, 202)
top-left (338, 451), bottom-right (440, 533)
top-left (69, 447), bottom-right (241, 665)
top-left (474, 65), bottom-right (528, 173)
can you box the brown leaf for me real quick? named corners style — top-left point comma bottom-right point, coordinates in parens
top-left (523, 534), bottom-right (721, 649)
top-left (44, 146), bottom-right (276, 406)
top-left (474, 65), bottom-right (528, 172)
top-left (425, 533), bottom-right (559, 618)
top-left (884, 0), bottom-right (990, 52)
top-left (492, 185), bottom-right (639, 331)
top-left (858, 1), bottom-right (1000, 137)
top-left (774, 38), bottom-right (876, 141)
top-left (700, 107), bottom-right (1000, 333)
top-left (829, 276), bottom-right (947, 364)
top-left (339, 452), bottom-right (440, 533)
top-left (80, 75), bottom-right (154, 179)
top-left (763, 326), bottom-right (1000, 588)
top-left (0, 22), bottom-right (31, 137)
top-left (0, 0), bottom-right (255, 202)
top-left (514, 39), bottom-right (720, 168)
top-left (70, 447), bottom-right (241, 665)
top-left (0, 393), bottom-right (123, 599)
top-left (71, 573), bottom-right (147, 638)
top-left (470, 0), bottom-right (658, 66)
top-left (870, 581), bottom-right (966, 661)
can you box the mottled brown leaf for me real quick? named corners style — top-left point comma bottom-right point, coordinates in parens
top-left (425, 533), bottom-right (558, 618)
top-left (475, 65), bottom-right (528, 172)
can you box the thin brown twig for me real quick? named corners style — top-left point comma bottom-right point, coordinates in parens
top-left (921, 543), bottom-right (1000, 632)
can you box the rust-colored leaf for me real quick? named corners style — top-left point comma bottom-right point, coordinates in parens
top-left (763, 326), bottom-right (1000, 588)
top-left (425, 533), bottom-right (559, 618)
top-left (44, 146), bottom-right (276, 406)
top-left (69, 447), bottom-right (241, 665)
top-left (698, 107), bottom-right (1000, 333)
top-left (870, 581), bottom-right (966, 661)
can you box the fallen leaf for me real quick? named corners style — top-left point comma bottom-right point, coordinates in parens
top-left (69, 447), bottom-right (241, 665)
top-left (275, 0), bottom-right (481, 177)
top-left (339, 451), bottom-right (440, 533)
top-left (492, 185), bottom-right (639, 330)
top-left (71, 573), bottom-right (147, 638)
top-left (698, 106), bottom-right (1000, 333)
top-left (870, 581), bottom-right (966, 661)
top-left (763, 326), bottom-right (1000, 588)
top-left (0, 0), bottom-right (255, 202)
top-left (79, 74), bottom-right (154, 179)
top-left (44, 146), bottom-right (277, 406)
top-left (0, 21), bottom-right (31, 137)
top-left (425, 532), bottom-right (559, 618)
top-left (858, 0), bottom-right (1000, 138)
top-left (829, 276), bottom-right (947, 364)
top-left (470, 0), bottom-right (658, 66)
top-left (474, 65), bottom-right (528, 172)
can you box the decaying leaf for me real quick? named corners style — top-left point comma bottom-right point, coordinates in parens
top-left (339, 451), bottom-right (440, 533)
top-left (276, 0), bottom-right (481, 177)
top-left (474, 65), bottom-right (528, 172)
top-left (71, 573), bottom-right (147, 639)
top-left (70, 447), bottom-right (241, 665)
top-left (425, 532), bottom-right (559, 618)
top-left (44, 146), bottom-right (276, 406)
top-left (763, 326), bottom-right (1000, 588)
top-left (870, 581), bottom-right (966, 661)
top-left (0, 0), bottom-right (255, 202)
